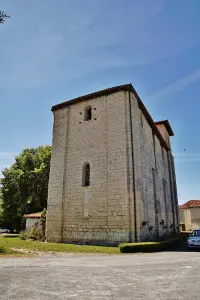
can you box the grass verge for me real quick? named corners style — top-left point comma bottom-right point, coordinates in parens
top-left (0, 246), bottom-right (30, 257)
top-left (0, 236), bottom-right (183, 256)
top-left (0, 237), bottom-right (120, 255)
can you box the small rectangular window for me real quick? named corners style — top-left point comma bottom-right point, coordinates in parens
top-left (84, 106), bottom-right (92, 121)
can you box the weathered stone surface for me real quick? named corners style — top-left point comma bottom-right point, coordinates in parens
top-left (46, 88), bottom-right (179, 244)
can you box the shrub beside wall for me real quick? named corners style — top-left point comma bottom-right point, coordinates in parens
top-left (19, 208), bottom-right (47, 241)
top-left (19, 223), bottom-right (45, 241)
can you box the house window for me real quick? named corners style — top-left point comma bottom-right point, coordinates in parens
top-left (84, 106), bottom-right (92, 121)
top-left (82, 163), bottom-right (90, 187)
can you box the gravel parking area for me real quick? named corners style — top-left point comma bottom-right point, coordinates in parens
top-left (1, 251), bottom-right (200, 300)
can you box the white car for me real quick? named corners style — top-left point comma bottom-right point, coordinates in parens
top-left (0, 227), bottom-right (10, 234)
top-left (188, 229), bottom-right (200, 249)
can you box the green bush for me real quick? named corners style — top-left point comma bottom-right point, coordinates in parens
top-left (29, 224), bottom-right (44, 241)
top-left (19, 223), bottom-right (45, 241)
top-left (19, 231), bottom-right (29, 240)
top-left (119, 239), bottom-right (180, 253)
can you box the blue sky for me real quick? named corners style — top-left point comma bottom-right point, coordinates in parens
top-left (0, 0), bottom-right (200, 204)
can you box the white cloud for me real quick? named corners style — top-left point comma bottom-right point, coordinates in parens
top-left (0, 152), bottom-right (17, 158)
top-left (174, 153), bottom-right (200, 157)
top-left (174, 153), bottom-right (200, 163)
top-left (148, 69), bottom-right (200, 101)
top-left (176, 158), bottom-right (200, 163)
top-left (1, 0), bottom-right (199, 89)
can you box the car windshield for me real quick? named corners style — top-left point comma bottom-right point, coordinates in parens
top-left (192, 230), bottom-right (200, 237)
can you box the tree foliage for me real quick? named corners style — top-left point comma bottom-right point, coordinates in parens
top-left (0, 11), bottom-right (10, 24)
top-left (0, 182), bottom-right (3, 226)
top-left (0, 146), bottom-right (51, 231)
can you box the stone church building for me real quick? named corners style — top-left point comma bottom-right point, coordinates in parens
top-left (46, 84), bottom-right (179, 245)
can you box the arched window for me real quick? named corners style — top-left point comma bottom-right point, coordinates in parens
top-left (82, 163), bottom-right (90, 187)
top-left (84, 106), bottom-right (92, 121)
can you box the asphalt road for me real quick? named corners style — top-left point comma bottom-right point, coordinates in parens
top-left (1, 251), bottom-right (200, 300)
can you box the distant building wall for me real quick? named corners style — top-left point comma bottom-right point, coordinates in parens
top-left (180, 207), bottom-right (200, 231)
top-left (25, 218), bottom-right (40, 230)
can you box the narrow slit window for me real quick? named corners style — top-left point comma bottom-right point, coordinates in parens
top-left (84, 106), bottom-right (92, 121)
top-left (82, 163), bottom-right (90, 187)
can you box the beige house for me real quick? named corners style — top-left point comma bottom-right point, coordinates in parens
top-left (46, 84), bottom-right (179, 245)
top-left (179, 200), bottom-right (200, 231)
top-left (24, 212), bottom-right (42, 230)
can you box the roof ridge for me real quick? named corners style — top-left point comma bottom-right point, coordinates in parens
top-left (51, 83), bottom-right (133, 111)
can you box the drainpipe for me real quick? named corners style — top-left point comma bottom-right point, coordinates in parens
top-left (128, 91), bottom-right (137, 242)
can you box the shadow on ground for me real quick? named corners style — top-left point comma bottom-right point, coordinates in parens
top-left (169, 242), bottom-right (200, 253)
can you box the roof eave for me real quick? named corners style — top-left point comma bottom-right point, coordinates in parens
top-left (51, 84), bottom-right (133, 112)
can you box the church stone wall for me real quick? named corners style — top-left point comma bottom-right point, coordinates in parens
top-left (127, 91), bottom-right (178, 241)
top-left (46, 108), bottom-right (69, 242)
top-left (46, 91), bottom-right (131, 244)
top-left (46, 89), bottom-right (179, 244)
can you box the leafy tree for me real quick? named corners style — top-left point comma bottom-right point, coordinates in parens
top-left (1, 146), bottom-right (51, 231)
top-left (1, 168), bottom-right (22, 230)
top-left (0, 182), bottom-right (3, 226)
top-left (0, 11), bottom-right (10, 24)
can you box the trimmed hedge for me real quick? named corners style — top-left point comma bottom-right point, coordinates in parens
top-left (181, 231), bottom-right (192, 241)
top-left (119, 238), bottom-right (180, 253)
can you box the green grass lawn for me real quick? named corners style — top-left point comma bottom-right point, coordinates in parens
top-left (0, 236), bottom-right (120, 255)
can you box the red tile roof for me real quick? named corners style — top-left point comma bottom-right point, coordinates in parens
top-left (24, 212), bottom-right (42, 218)
top-left (179, 200), bottom-right (200, 209)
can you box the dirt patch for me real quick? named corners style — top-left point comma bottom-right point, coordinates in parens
top-left (9, 248), bottom-right (115, 256)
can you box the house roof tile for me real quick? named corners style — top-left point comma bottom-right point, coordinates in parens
top-left (24, 212), bottom-right (42, 218)
top-left (179, 200), bottom-right (200, 209)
